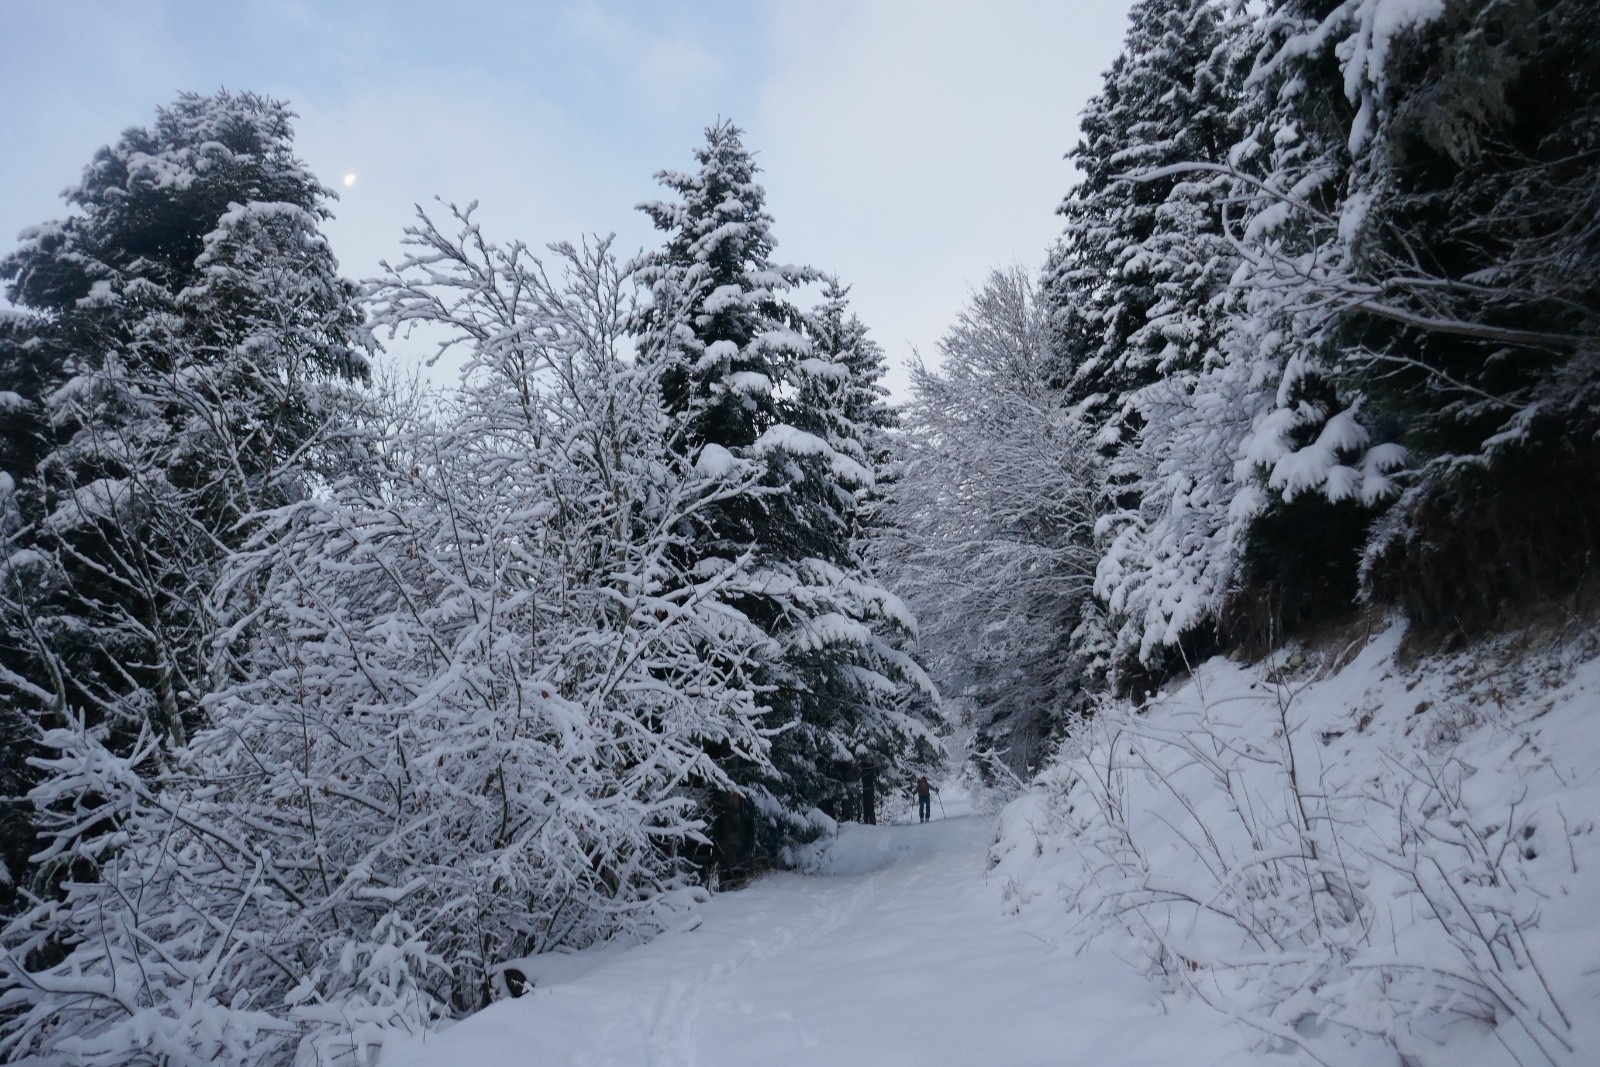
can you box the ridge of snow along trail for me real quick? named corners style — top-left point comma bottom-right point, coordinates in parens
top-left (381, 787), bottom-right (1258, 1067)
top-left (989, 622), bottom-right (1600, 1066)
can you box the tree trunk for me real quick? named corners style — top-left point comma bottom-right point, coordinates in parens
top-left (860, 767), bottom-right (876, 825)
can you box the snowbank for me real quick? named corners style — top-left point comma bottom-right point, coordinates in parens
top-left (990, 620), bottom-right (1600, 1066)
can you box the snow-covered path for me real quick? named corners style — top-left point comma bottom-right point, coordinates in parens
top-left (383, 792), bottom-right (1265, 1066)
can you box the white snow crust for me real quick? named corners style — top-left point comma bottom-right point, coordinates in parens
top-left (694, 443), bottom-right (738, 478)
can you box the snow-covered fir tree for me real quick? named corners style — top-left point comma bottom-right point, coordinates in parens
top-left (801, 277), bottom-right (898, 488)
top-left (1055, 0), bottom-right (1400, 674)
top-left (0, 90), bottom-right (369, 912)
top-left (1235, 0), bottom-right (1600, 628)
top-left (1042, 0), bottom-right (1240, 450)
top-left (1177, 0), bottom-right (1404, 653)
top-left (1048, 0), bottom-right (1599, 679)
top-left (792, 277), bottom-right (940, 819)
top-left (636, 122), bottom-right (938, 849)
top-left (1034, 0), bottom-right (1260, 680)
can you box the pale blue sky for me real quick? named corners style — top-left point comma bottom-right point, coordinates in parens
top-left (3, 0), bottom-right (1135, 394)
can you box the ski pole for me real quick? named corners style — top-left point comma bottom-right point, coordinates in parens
top-left (936, 790), bottom-right (945, 818)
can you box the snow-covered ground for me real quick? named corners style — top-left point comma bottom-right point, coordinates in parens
top-left (383, 620), bottom-right (1600, 1067)
top-left (381, 788), bottom-right (1263, 1066)
top-left (991, 622), bottom-right (1600, 1066)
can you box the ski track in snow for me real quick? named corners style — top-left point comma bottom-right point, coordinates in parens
top-left (383, 791), bottom-right (1270, 1067)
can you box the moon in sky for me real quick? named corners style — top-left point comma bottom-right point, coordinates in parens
top-left (343, 173), bottom-right (357, 187)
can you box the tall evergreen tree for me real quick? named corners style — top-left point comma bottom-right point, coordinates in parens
top-left (636, 123), bottom-right (936, 849)
top-left (1043, 0), bottom-right (1240, 450)
top-left (1282, 0), bottom-right (1600, 627)
top-left (791, 278), bottom-right (939, 819)
top-left (0, 90), bottom-right (369, 910)
top-left (1081, 0), bottom-right (1600, 670)
top-left (1038, 0), bottom-right (1261, 680)
top-left (802, 277), bottom-right (898, 485)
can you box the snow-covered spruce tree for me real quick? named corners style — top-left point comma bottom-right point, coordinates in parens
top-left (802, 277), bottom-right (899, 488)
top-left (1299, 0), bottom-right (1600, 630)
top-left (1173, 0), bottom-right (1407, 656)
top-left (883, 268), bottom-right (1104, 778)
top-left (636, 122), bottom-right (937, 851)
top-left (795, 277), bottom-right (939, 820)
top-left (1167, 0), bottom-right (1600, 646)
top-left (1042, 0), bottom-right (1240, 451)
top-left (0, 208), bottom-right (777, 1065)
top-left (0, 316), bottom-right (49, 904)
top-left (1038, 0), bottom-right (1279, 683)
top-left (1069, 0), bottom-right (1400, 677)
top-left (0, 90), bottom-right (369, 912)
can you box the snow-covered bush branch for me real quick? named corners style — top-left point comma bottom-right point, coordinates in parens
top-left (0, 208), bottom-right (781, 1065)
top-left (993, 628), bottom-right (1593, 1065)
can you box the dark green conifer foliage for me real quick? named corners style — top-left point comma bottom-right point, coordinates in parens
top-left (1223, 0), bottom-right (1600, 638)
top-left (637, 125), bottom-right (936, 849)
top-left (1043, 0), bottom-right (1241, 449)
top-left (0, 91), bottom-right (369, 909)
top-left (1339, 0), bottom-right (1600, 627)
top-left (637, 121), bottom-right (801, 453)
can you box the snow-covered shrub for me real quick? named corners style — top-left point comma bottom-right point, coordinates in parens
top-left (0, 213), bottom-right (775, 1065)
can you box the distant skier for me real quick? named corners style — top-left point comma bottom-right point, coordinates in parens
top-left (915, 776), bottom-right (936, 823)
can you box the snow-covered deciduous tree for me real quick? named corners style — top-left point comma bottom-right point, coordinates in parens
top-left (0, 207), bottom-right (777, 1065)
top-left (0, 90), bottom-right (369, 912)
top-left (884, 268), bottom-right (1103, 776)
top-left (636, 123), bottom-right (939, 841)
